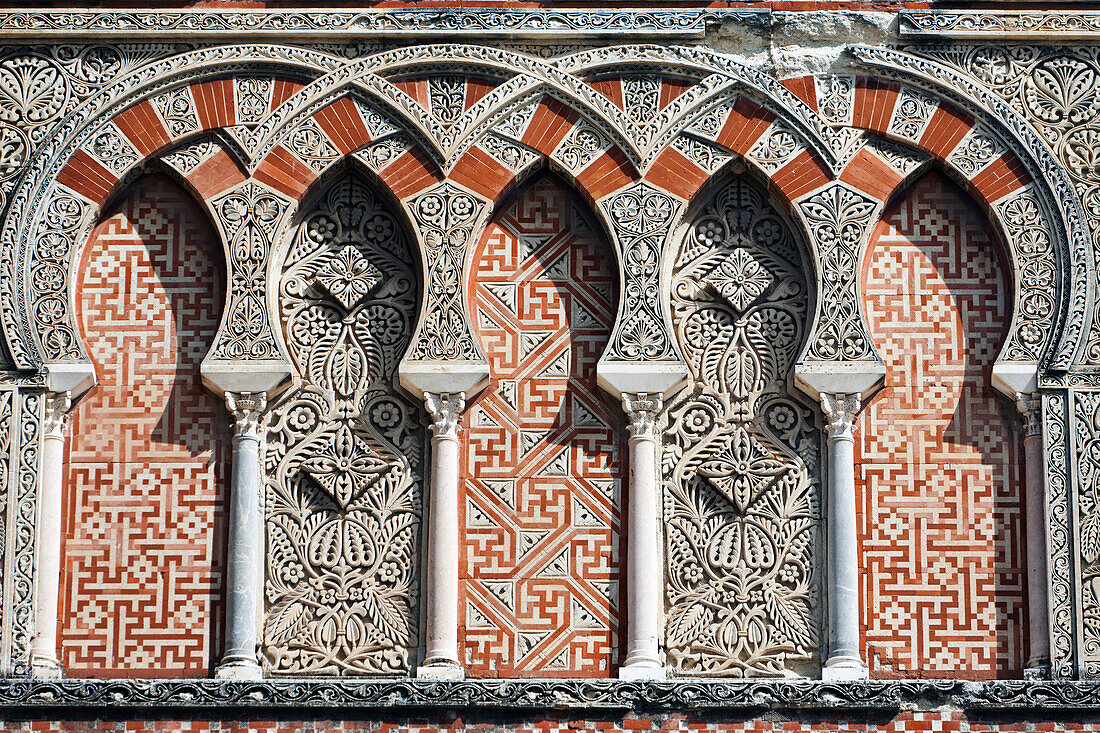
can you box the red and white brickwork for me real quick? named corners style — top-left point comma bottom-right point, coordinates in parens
top-left (461, 177), bottom-right (623, 677)
top-left (1, 711), bottom-right (1096, 733)
top-left (61, 175), bottom-right (229, 676)
top-left (856, 170), bottom-right (1026, 678)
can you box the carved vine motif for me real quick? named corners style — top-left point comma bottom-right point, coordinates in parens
top-left (29, 187), bottom-right (91, 362)
top-left (208, 182), bottom-right (290, 362)
top-left (406, 183), bottom-right (485, 362)
top-left (601, 181), bottom-right (682, 362)
top-left (663, 175), bottom-right (821, 677)
top-left (1074, 391), bottom-right (1100, 670)
top-left (263, 172), bottom-right (423, 675)
top-left (797, 183), bottom-right (878, 362)
top-left (915, 45), bottom-right (1100, 363)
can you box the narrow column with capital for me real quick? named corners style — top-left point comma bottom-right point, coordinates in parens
top-left (619, 392), bottom-right (665, 681)
top-left (216, 391), bottom-right (266, 680)
top-left (820, 393), bottom-right (867, 680)
top-left (30, 392), bottom-right (71, 679)
top-left (418, 391), bottom-right (466, 679)
top-left (1018, 392), bottom-right (1050, 678)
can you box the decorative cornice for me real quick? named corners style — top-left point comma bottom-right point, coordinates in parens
top-left (2, 679), bottom-right (1100, 711)
top-left (0, 9), bottom-right (762, 41)
top-left (901, 11), bottom-right (1100, 40)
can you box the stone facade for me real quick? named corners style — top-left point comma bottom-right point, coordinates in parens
top-left (2, 3), bottom-right (1100, 729)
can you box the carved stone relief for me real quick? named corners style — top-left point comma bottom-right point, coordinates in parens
top-left (663, 173), bottom-right (821, 677)
top-left (263, 172), bottom-right (423, 675)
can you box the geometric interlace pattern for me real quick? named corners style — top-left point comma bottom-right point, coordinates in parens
top-left (462, 177), bottom-right (622, 676)
top-left (857, 171), bottom-right (1026, 679)
top-left (62, 175), bottom-right (229, 676)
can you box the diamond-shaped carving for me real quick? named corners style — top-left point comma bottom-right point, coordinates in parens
top-left (704, 248), bottom-right (773, 311)
top-left (316, 245), bottom-right (382, 309)
top-left (299, 425), bottom-right (390, 510)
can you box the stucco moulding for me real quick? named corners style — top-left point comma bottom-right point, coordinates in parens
top-left (901, 11), bottom-right (1100, 40)
top-left (3, 679), bottom-right (1100, 712)
top-left (0, 9), bottom-right (766, 41)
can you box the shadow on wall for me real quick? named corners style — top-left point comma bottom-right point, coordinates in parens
top-left (857, 169), bottom-right (1027, 680)
top-left (63, 173), bottom-right (229, 678)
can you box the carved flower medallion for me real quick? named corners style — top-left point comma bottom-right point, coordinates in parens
top-left (317, 245), bottom-right (383, 310)
top-left (703, 248), bottom-right (773, 311)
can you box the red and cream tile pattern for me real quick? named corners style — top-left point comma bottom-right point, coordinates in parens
top-left (856, 171), bottom-right (1026, 679)
top-left (61, 175), bottom-right (229, 676)
top-left (461, 177), bottom-right (623, 677)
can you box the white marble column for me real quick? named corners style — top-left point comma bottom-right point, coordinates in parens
top-left (1018, 392), bottom-right (1050, 679)
top-left (619, 392), bottom-right (665, 681)
top-left (216, 391), bottom-right (266, 680)
top-left (418, 391), bottom-right (465, 679)
top-left (30, 392), bottom-right (71, 679)
top-left (820, 393), bottom-right (867, 680)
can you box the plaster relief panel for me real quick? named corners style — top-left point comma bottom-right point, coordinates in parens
top-left (663, 173), bottom-right (822, 678)
top-left (263, 171), bottom-right (423, 676)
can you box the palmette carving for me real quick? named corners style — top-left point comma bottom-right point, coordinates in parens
top-left (263, 172), bottom-right (422, 675)
top-left (663, 174), bottom-right (820, 677)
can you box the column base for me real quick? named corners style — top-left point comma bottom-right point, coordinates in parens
top-left (30, 657), bottom-right (63, 680)
top-left (822, 657), bottom-right (868, 681)
top-left (1024, 659), bottom-right (1051, 680)
top-left (417, 662), bottom-right (465, 680)
top-left (215, 659), bottom-right (263, 680)
top-left (619, 663), bottom-right (666, 681)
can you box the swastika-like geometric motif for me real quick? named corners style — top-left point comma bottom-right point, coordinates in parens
top-left (462, 176), bottom-right (622, 677)
top-left (263, 171), bottom-right (423, 676)
top-left (62, 174), bottom-right (228, 676)
top-left (857, 171), bottom-right (1026, 679)
top-left (663, 173), bottom-right (821, 678)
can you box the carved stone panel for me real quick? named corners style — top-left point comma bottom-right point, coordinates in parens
top-left (663, 174), bottom-right (821, 677)
top-left (263, 172), bottom-right (423, 676)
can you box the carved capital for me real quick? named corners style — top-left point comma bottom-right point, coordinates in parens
top-left (1017, 391), bottom-right (1042, 438)
top-left (622, 393), bottom-right (663, 439)
top-left (43, 391), bottom-right (71, 438)
top-left (425, 392), bottom-right (466, 439)
top-left (821, 393), bottom-right (860, 439)
top-left (226, 391), bottom-right (267, 440)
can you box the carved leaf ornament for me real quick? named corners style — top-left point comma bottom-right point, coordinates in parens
top-left (264, 172), bottom-right (422, 675)
top-left (664, 174), bottom-right (821, 677)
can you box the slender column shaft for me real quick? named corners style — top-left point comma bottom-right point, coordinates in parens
top-left (30, 392), bottom-right (70, 679)
top-left (419, 392), bottom-right (465, 678)
top-left (216, 392), bottom-right (266, 680)
top-left (821, 393), bottom-right (867, 680)
top-left (619, 393), bottom-right (665, 680)
top-left (1018, 393), bottom-right (1050, 678)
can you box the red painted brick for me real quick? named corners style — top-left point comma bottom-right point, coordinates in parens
top-left (190, 78), bottom-right (236, 129)
top-left (840, 147), bottom-right (904, 203)
top-left (57, 150), bottom-right (118, 205)
top-left (465, 78), bottom-right (497, 110)
top-left (253, 144), bottom-right (318, 201)
top-left (577, 146), bottom-right (637, 201)
top-left (780, 75), bottom-right (818, 112)
top-left (450, 145), bottom-right (515, 202)
top-left (771, 149), bottom-right (831, 202)
top-left (394, 78), bottom-right (429, 109)
top-left (312, 96), bottom-right (371, 155)
top-left (644, 147), bottom-right (709, 201)
top-left (521, 97), bottom-right (579, 156)
top-left (852, 78), bottom-right (900, 134)
top-left (918, 103), bottom-right (975, 159)
top-left (186, 148), bottom-right (247, 200)
top-left (659, 77), bottom-right (693, 110)
top-left (112, 101), bottom-right (172, 156)
top-left (269, 78), bottom-right (305, 111)
top-left (715, 97), bottom-right (775, 155)
top-left (381, 147), bottom-right (443, 200)
top-left (970, 153), bottom-right (1031, 203)
top-left (588, 79), bottom-right (624, 110)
